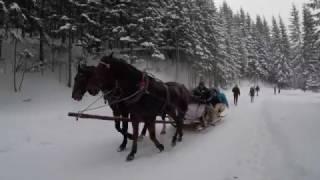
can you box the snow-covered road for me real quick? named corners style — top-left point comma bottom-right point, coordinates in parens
top-left (1, 74), bottom-right (320, 180)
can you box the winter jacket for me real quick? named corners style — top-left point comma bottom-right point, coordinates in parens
top-left (207, 89), bottom-right (229, 108)
top-left (232, 87), bottom-right (240, 96)
top-left (217, 92), bottom-right (229, 108)
top-left (249, 88), bottom-right (255, 96)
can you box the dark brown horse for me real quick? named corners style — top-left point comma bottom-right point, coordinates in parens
top-left (87, 54), bottom-right (190, 161)
top-left (72, 65), bottom-right (168, 151)
top-left (72, 65), bottom-right (131, 152)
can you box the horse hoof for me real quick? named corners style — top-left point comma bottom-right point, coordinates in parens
top-left (117, 146), bottom-right (126, 152)
top-left (160, 131), bottom-right (166, 135)
top-left (171, 140), bottom-right (176, 147)
top-left (178, 137), bottom-right (182, 142)
top-left (157, 144), bottom-right (164, 152)
top-left (171, 142), bottom-right (176, 147)
top-left (126, 154), bottom-right (135, 161)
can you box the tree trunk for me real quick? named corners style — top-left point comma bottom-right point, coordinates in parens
top-left (40, 30), bottom-right (44, 75)
top-left (58, 63), bottom-right (62, 83)
top-left (67, 30), bottom-right (72, 87)
top-left (18, 62), bottom-right (27, 91)
top-left (0, 36), bottom-right (2, 59)
top-left (51, 39), bottom-right (55, 72)
top-left (13, 39), bottom-right (18, 92)
top-left (39, 0), bottom-right (46, 75)
top-left (175, 31), bottom-right (179, 81)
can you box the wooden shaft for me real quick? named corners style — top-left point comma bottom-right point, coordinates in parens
top-left (68, 112), bottom-right (174, 124)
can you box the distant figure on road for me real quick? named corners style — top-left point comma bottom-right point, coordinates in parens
top-left (278, 86), bottom-right (281, 94)
top-left (255, 85), bottom-right (260, 96)
top-left (232, 85), bottom-right (240, 105)
top-left (274, 85), bottom-right (277, 95)
top-left (249, 87), bottom-right (255, 103)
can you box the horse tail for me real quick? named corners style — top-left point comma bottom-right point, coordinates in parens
top-left (179, 84), bottom-right (191, 113)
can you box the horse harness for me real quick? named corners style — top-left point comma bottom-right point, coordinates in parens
top-left (99, 61), bottom-right (170, 115)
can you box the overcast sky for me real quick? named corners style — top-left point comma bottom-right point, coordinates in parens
top-left (214, 0), bottom-right (308, 25)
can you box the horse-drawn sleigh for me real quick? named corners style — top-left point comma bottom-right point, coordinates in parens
top-left (70, 53), bottom-right (227, 161)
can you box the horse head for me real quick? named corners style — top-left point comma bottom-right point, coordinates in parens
top-left (72, 64), bottom-right (95, 101)
top-left (87, 53), bottom-right (116, 96)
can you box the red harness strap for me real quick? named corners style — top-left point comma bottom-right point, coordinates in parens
top-left (139, 72), bottom-right (149, 91)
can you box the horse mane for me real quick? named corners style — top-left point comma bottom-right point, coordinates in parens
top-left (100, 56), bottom-right (151, 83)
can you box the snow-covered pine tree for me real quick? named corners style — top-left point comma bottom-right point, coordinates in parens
top-left (270, 17), bottom-right (283, 84)
top-left (0, 0), bottom-right (8, 59)
top-left (278, 16), bottom-right (292, 87)
top-left (252, 15), bottom-right (270, 81)
top-left (218, 2), bottom-right (241, 85)
top-left (244, 13), bottom-right (259, 80)
top-left (262, 17), bottom-right (273, 80)
top-left (289, 4), bottom-right (304, 88)
top-left (236, 8), bottom-right (249, 77)
top-left (302, 5), bottom-right (320, 90)
top-left (306, 0), bottom-right (320, 90)
top-left (192, 0), bottom-right (225, 87)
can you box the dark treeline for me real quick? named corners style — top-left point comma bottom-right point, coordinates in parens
top-left (0, 0), bottom-right (319, 90)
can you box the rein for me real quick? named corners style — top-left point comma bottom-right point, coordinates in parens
top-left (76, 94), bottom-right (106, 120)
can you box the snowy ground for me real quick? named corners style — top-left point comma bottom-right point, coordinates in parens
top-left (1, 73), bottom-right (320, 180)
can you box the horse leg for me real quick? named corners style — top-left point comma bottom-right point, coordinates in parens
top-left (146, 119), bottom-right (164, 152)
top-left (160, 113), bottom-right (166, 135)
top-left (126, 116), bottom-right (139, 161)
top-left (118, 120), bottom-right (129, 152)
top-left (139, 123), bottom-right (148, 140)
top-left (114, 119), bottom-right (122, 133)
top-left (121, 112), bottom-right (133, 140)
top-left (114, 120), bottom-right (127, 152)
top-left (177, 112), bottom-right (184, 142)
top-left (168, 110), bottom-right (179, 146)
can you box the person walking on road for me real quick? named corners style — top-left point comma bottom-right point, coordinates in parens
top-left (255, 85), bottom-right (260, 96)
top-left (232, 85), bottom-right (240, 105)
top-left (249, 87), bottom-right (255, 103)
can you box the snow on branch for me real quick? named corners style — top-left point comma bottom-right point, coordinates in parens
top-left (151, 49), bottom-right (165, 60)
top-left (10, 30), bottom-right (22, 41)
top-left (88, 0), bottom-right (101, 5)
top-left (9, 2), bottom-right (21, 13)
top-left (61, 15), bottom-right (72, 21)
top-left (112, 26), bottom-right (126, 33)
top-left (85, 33), bottom-right (101, 42)
top-left (152, 52), bottom-right (165, 60)
top-left (69, 0), bottom-right (88, 8)
top-left (141, 42), bottom-right (155, 47)
top-left (19, 49), bottom-right (34, 59)
top-left (0, 1), bottom-right (8, 13)
top-left (120, 36), bottom-right (137, 42)
top-left (57, 23), bottom-right (76, 33)
top-left (81, 13), bottom-right (100, 26)
top-left (311, 8), bottom-right (320, 16)
top-left (59, 23), bottom-right (72, 31)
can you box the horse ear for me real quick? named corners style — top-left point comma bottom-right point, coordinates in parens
top-left (78, 64), bottom-right (81, 71)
